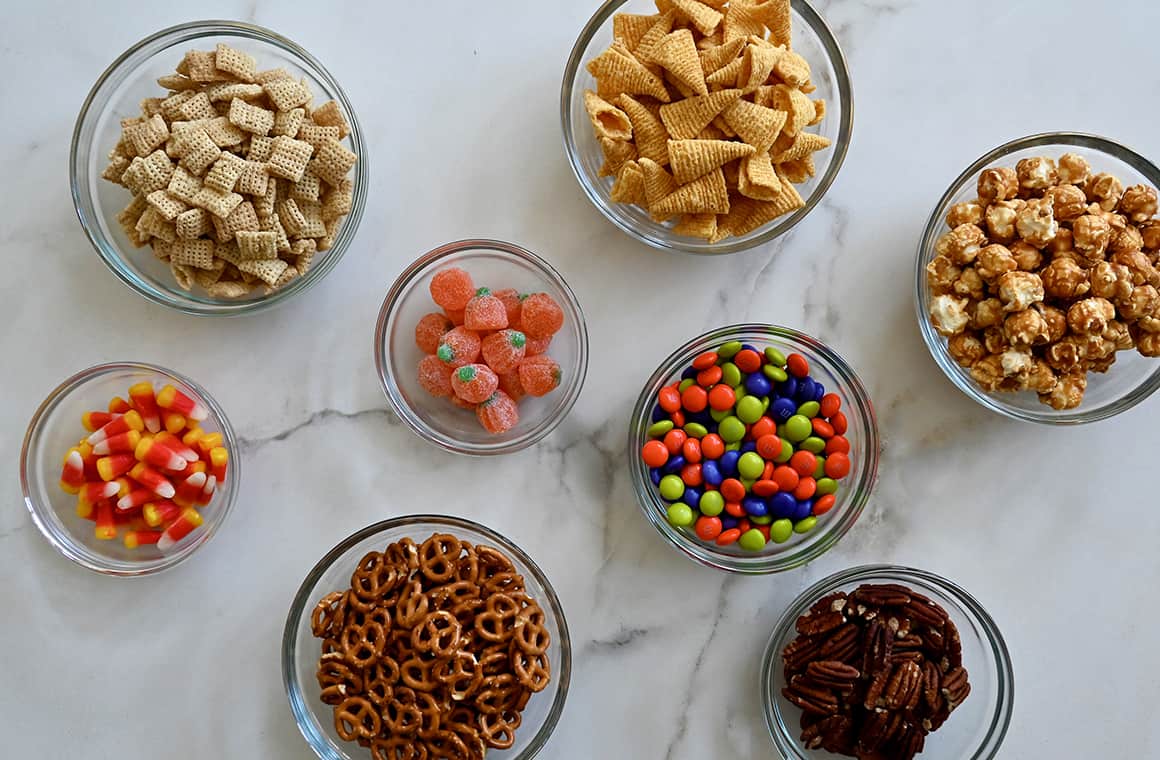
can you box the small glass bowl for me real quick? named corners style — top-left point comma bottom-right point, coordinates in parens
top-left (561, 0), bottom-right (853, 254)
top-left (916, 132), bottom-right (1160, 423)
top-left (761, 565), bottom-right (1014, 759)
top-left (628, 324), bottom-right (878, 573)
top-left (70, 20), bottom-right (368, 315)
top-left (375, 239), bottom-right (589, 455)
top-left (282, 515), bottom-right (572, 760)
top-left (20, 362), bottom-right (239, 576)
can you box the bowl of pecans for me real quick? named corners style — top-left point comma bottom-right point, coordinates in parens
top-left (71, 20), bottom-right (366, 315)
top-left (282, 515), bottom-right (571, 760)
top-left (561, 0), bottom-right (852, 254)
top-left (760, 565), bottom-right (1014, 760)
top-left (917, 132), bottom-right (1160, 423)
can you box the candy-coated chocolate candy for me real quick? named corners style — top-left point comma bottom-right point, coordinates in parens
top-left (737, 452), bottom-right (764, 480)
top-left (718, 416), bottom-right (745, 443)
top-left (648, 420), bottom-right (674, 438)
top-left (789, 451), bottom-right (817, 477)
top-left (699, 490), bottom-right (724, 516)
top-left (736, 396), bottom-right (763, 424)
top-left (738, 528), bottom-right (766, 551)
top-left (663, 429), bottom-right (687, 453)
top-left (696, 365), bottom-right (723, 387)
top-left (682, 438), bottom-right (702, 464)
top-left (695, 515), bottom-right (723, 541)
top-left (749, 417), bottom-right (776, 440)
top-left (786, 353), bottom-right (809, 377)
top-left (745, 373), bottom-right (772, 397)
top-left (742, 497), bottom-right (768, 517)
top-left (770, 398), bottom-right (797, 423)
top-left (831, 411), bottom-right (848, 435)
top-left (779, 377), bottom-right (798, 399)
top-left (813, 494), bottom-right (837, 515)
top-left (800, 436), bottom-right (826, 454)
top-left (701, 460), bottom-right (723, 486)
top-left (733, 349), bottom-right (761, 373)
top-left (659, 474), bottom-right (685, 502)
top-left (720, 362), bottom-right (742, 387)
top-left (683, 422), bottom-right (708, 438)
top-left (825, 453), bottom-right (851, 479)
top-left (715, 528), bottom-right (741, 546)
top-left (772, 465), bottom-right (799, 491)
top-left (719, 450), bottom-right (740, 475)
top-left (754, 434), bottom-right (780, 460)
top-left (770, 492), bottom-right (797, 519)
top-left (825, 435), bottom-right (850, 455)
top-left (681, 464), bottom-right (703, 486)
top-left (819, 393), bottom-right (842, 417)
top-left (793, 477), bottom-right (817, 500)
top-left (783, 414), bottom-right (812, 442)
top-left (666, 502), bottom-right (695, 527)
top-left (429, 267), bottom-right (475, 310)
top-left (811, 418), bottom-right (835, 438)
top-left (650, 468), bottom-right (662, 486)
top-left (680, 384), bottom-right (708, 413)
top-left (692, 351), bottom-right (719, 370)
top-left (701, 434), bottom-right (725, 459)
top-left (720, 478), bottom-right (745, 502)
top-left (658, 386), bottom-right (682, 413)
top-left (770, 518), bottom-right (793, 543)
top-left (641, 440), bottom-right (668, 468)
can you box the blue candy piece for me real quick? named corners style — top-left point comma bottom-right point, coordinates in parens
top-left (812, 382), bottom-right (825, 401)
top-left (684, 487), bottom-right (702, 510)
top-left (663, 455), bottom-right (686, 475)
top-left (740, 441), bottom-right (757, 454)
top-left (681, 366), bottom-right (698, 380)
top-left (779, 377), bottom-right (798, 398)
top-left (770, 492), bottom-right (797, 519)
top-left (719, 450), bottom-right (741, 476)
top-left (796, 378), bottom-right (817, 403)
top-left (651, 404), bottom-right (668, 422)
top-left (702, 460), bottom-right (723, 486)
top-left (742, 497), bottom-right (769, 517)
top-left (771, 398), bottom-right (797, 423)
top-left (720, 515), bottom-right (740, 529)
top-left (650, 467), bottom-right (662, 486)
top-left (792, 498), bottom-right (813, 521)
top-left (741, 343), bottom-right (757, 353)
top-left (687, 409), bottom-right (712, 425)
top-left (745, 373), bottom-right (772, 397)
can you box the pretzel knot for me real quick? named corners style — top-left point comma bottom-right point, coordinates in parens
top-left (514, 604), bottom-right (551, 655)
top-left (474, 593), bottom-right (520, 643)
top-left (383, 537), bottom-right (420, 572)
top-left (370, 736), bottom-right (427, 760)
top-left (311, 591), bottom-right (346, 637)
top-left (341, 620), bottom-right (386, 669)
top-left (411, 610), bottom-right (462, 657)
top-left (425, 730), bottom-right (472, 760)
top-left (418, 533), bottom-right (462, 584)
top-left (479, 708), bottom-right (523, 750)
top-left (401, 656), bottom-right (440, 692)
top-left (365, 656), bottom-right (400, 707)
top-left (395, 578), bottom-right (430, 628)
top-left (434, 650), bottom-right (483, 701)
top-left (352, 551), bottom-right (404, 601)
top-left (334, 697), bottom-right (380, 742)
top-left (512, 647), bottom-right (552, 692)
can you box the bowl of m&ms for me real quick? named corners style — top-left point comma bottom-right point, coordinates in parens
top-left (629, 324), bottom-right (878, 573)
top-left (20, 362), bottom-right (238, 576)
top-left (375, 239), bottom-right (589, 455)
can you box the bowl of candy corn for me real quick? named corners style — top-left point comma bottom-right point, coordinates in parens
top-left (375, 239), bottom-right (589, 456)
top-left (629, 324), bottom-right (878, 573)
top-left (20, 362), bottom-right (238, 575)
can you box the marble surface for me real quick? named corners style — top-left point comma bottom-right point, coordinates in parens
top-left (3, 0), bottom-right (1160, 757)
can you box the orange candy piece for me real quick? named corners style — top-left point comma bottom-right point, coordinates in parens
top-left (493, 288), bottom-right (523, 325)
top-left (518, 293), bottom-right (564, 339)
top-left (451, 364), bottom-right (500, 404)
top-left (464, 288), bottom-right (509, 331)
top-left (518, 355), bottom-right (561, 397)
top-left (481, 330), bottom-right (527, 374)
top-left (497, 370), bottom-right (526, 401)
top-left (415, 312), bottom-right (454, 354)
top-left (436, 327), bottom-right (482, 369)
top-left (525, 335), bottom-right (552, 356)
top-left (429, 267), bottom-right (475, 310)
top-left (476, 391), bottom-right (520, 433)
top-left (641, 440), bottom-right (668, 467)
top-left (418, 355), bottom-right (454, 398)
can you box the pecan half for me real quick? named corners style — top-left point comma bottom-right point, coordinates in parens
top-left (884, 661), bottom-right (923, 711)
top-left (941, 666), bottom-right (971, 709)
top-left (818, 623), bottom-right (861, 663)
top-left (852, 584), bottom-right (912, 607)
top-left (805, 660), bottom-right (861, 691)
top-left (796, 608), bottom-right (845, 637)
top-left (861, 620), bottom-right (893, 677)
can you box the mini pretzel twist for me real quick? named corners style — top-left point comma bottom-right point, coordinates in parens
top-left (334, 696), bottom-right (380, 742)
top-left (479, 708), bottom-right (523, 750)
top-left (411, 610), bottom-right (462, 657)
top-left (418, 533), bottom-right (462, 584)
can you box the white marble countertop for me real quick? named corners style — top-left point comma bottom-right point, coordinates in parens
top-left (3, 0), bottom-right (1160, 757)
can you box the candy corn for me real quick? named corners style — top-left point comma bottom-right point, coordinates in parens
top-left (156, 384), bottom-right (208, 422)
top-left (129, 382), bottom-right (162, 433)
top-left (95, 500), bottom-right (117, 540)
top-left (86, 410), bottom-right (144, 444)
top-left (108, 396), bottom-right (133, 415)
top-left (60, 448), bottom-right (87, 494)
top-left (128, 462), bottom-right (175, 499)
top-left (123, 529), bottom-right (162, 549)
top-left (96, 454), bottom-right (136, 481)
top-left (157, 507), bottom-right (203, 551)
top-left (195, 431), bottom-right (223, 454)
top-left (91, 430), bottom-right (141, 456)
top-left (155, 432), bottom-right (199, 463)
top-left (163, 412), bottom-right (187, 434)
top-left (173, 471), bottom-right (207, 508)
top-left (198, 475), bottom-right (216, 506)
top-left (208, 447), bottom-right (228, 482)
top-left (134, 436), bottom-right (187, 473)
top-left (81, 410), bottom-right (119, 432)
top-left (142, 500), bottom-right (181, 528)
top-left (117, 488), bottom-right (155, 513)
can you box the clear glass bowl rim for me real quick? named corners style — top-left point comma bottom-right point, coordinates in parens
top-left (19, 360), bottom-right (240, 576)
top-left (374, 238), bottom-right (590, 456)
top-left (759, 564), bottom-right (1015, 759)
top-left (914, 130), bottom-right (1160, 424)
top-left (627, 323), bottom-right (879, 573)
top-left (69, 19), bottom-right (369, 316)
top-left (280, 513), bottom-right (573, 760)
top-left (559, 0), bottom-right (854, 255)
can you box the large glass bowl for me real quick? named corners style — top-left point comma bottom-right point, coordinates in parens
top-left (628, 324), bottom-right (878, 573)
top-left (375, 239), bottom-right (589, 456)
top-left (561, 0), bottom-right (853, 254)
top-left (20, 361), bottom-right (239, 576)
top-left (70, 20), bottom-right (368, 315)
top-left (282, 515), bottom-right (572, 760)
top-left (915, 132), bottom-right (1160, 423)
top-left (761, 565), bottom-right (1014, 759)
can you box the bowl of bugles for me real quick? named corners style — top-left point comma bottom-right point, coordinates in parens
top-left (71, 20), bottom-right (367, 315)
top-left (562, 0), bottom-right (852, 254)
top-left (918, 132), bottom-right (1160, 423)
top-left (282, 515), bottom-right (571, 760)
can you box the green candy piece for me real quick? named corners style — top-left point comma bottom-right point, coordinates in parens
top-left (719, 341), bottom-right (743, 359)
top-left (667, 502), bottom-right (695, 527)
top-left (736, 396), bottom-right (764, 424)
top-left (738, 452), bottom-right (764, 480)
top-left (776, 424), bottom-right (787, 438)
top-left (794, 516), bottom-right (818, 534)
top-left (738, 528), bottom-right (767, 552)
top-left (719, 416), bottom-right (746, 442)
top-left (740, 477), bottom-right (755, 491)
top-left (763, 365), bottom-right (788, 382)
top-left (816, 478), bottom-right (838, 496)
top-left (761, 396), bottom-right (771, 412)
top-left (725, 442), bottom-right (741, 452)
top-left (684, 422), bottom-right (708, 438)
top-left (775, 438), bottom-right (794, 463)
top-left (800, 436), bottom-right (826, 454)
top-left (813, 457), bottom-right (826, 479)
top-left (678, 378), bottom-right (695, 393)
top-left (721, 362), bottom-right (742, 387)
top-left (710, 408), bottom-right (731, 422)
top-left (659, 475), bottom-right (685, 501)
top-left (764, 347), bottom-right (787, 366)
top-left (750, 515), bottom-right (773, 525)
top-left (699, 491), bottom-right (724, 517)
top-left (784, 415), bottom-right (812, 442)
top-left (770, 519), bottom-right (793, 543)
top-left (648, 420), bottom-right (674, 438)
top-left (733, 385), bottom-right (746, 400)
top-left (797, 401), bottom-right (821, 417)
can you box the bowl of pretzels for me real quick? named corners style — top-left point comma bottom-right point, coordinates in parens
top-left (282, 515), bottom-right (572, 760)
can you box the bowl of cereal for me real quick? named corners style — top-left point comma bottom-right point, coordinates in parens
top-left (760, 565), bottom-right (1014, 759)
top-left (917, 132), bottom-right (1160, 423)
top-left (375, 240), bottom-right (589, 456)
top-left (561, 0), bottom-right (852, 254)
top-left (628, 324), bottom-right (878, 573)
top-left (71, 20), bottom-right (367, 315)
top-left (282, 515), bottom-right (571, 760)
top-left (20, 361), bottom-right (239, 576)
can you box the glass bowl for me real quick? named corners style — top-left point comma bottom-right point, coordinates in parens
top-left (761, 565), bottom-right (1014, 759)
top-left (70, 20), bottom-right (368, 315)
top-left (375, 239), bottom-right (589, 456)
top-left (915, 132), bottom-right (1160, 423)
top-left (282, 515), bottom-right (572, 760)
top-left (19, 361), bottom-right (239, 576)
top-left (628, 324), bottom-right (878, 573)
top-left (561, 0), bottom-right (853, 254)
